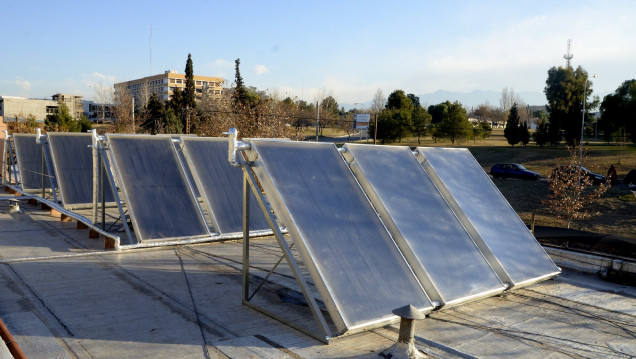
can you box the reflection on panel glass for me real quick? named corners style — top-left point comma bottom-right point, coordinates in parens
top-left (251, 141), bottom-right (432, 331)
top-left (47, 133), bottom-right (116, 207)
top-left (13, 134), bottom-right (52, 190)
top-left (344, 144), bottom-right (504, 304)
top-left (417, 147), bottom-right (560, 285)
top-left (181, 137), bottom-right (269, 234)
top-left (107, 135), bottom-right (209, 242)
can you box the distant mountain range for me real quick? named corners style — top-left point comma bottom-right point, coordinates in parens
top-left (343, 89), bottom-right (548, 111)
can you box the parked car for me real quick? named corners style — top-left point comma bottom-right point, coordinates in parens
top-left (551, 165), bottom-right (607, 185)
top-left (490, 163), bottom-right (541, 180)
top-left (624, 169), bottom-right (636, 187)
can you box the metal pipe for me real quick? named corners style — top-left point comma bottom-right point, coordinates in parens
top-left (91, 129), bottom-right (99, 224)
top-left (0, 317), bottom-right (27, 359)
top-left (3, 183), bottom-right (121, 248)
top-left (224, 128), bottom-right (251, 167)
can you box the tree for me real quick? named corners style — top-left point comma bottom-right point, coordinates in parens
top-left (7, 113), bottom-right (41, 134)
top-left (500, 87), bottom-right (523, 123)
top-left (45, 103), bottom-right (90, 132)
top-left (411, 106), bottom-right (431, 144)
top-left (545, 65), bottom-right (597, 145)
top-left (504, 103), bottom-right (521, 147)
top-left (111, 85), bottom-right (135, 133)
top-left (520, 122), bottom-right (530, 147)
top-left (169, 87), bottom-right (183, 112)
top-left (427, 101), bottom-right (450, 125)
top-left (183, 53), bottom-right (197, 110)
top-left (543, 147), bottom-right (609, 228)
top-left (162, 107), bottom-right (182, 134)
top-left (371, 88), bottom-right (385, 114)
top-left (478, 121), bottom-right (492, 140)
top-left (141, 93), bottom-right (165, 134)
top-left (599, 79), bottom-right (636, 143)
top-left (435, 101), bottom-right (471, 144)
top-left (233, 58), bottom-right (249, 107)
top-left (386, 90), bottom-right (413, 111)
top-left (407, 93), bottom-right (421, 108)
top-left (533, 115), bottom-right (550, 147)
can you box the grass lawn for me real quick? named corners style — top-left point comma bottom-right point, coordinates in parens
top-left (330, 127), bottom-right (636, 239)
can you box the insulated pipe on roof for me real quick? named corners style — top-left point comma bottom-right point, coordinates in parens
top-left (36, 128), bottom-right (45, 144)
top-left (224, 128), bottom-right (250, 167)
top-left (0, 317), bottom-right (27, 359)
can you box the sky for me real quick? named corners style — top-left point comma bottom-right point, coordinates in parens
top-left (1, 0), bottom-right (635, 107)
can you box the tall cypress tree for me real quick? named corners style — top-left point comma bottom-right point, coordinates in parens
top-left (184, 53), bottom-right (197, 110)
top-left (504, 103), bottom-right (521, 147)
top-left (233, 58), bottom-right (249, 107)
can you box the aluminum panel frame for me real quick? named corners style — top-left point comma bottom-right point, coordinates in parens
top-left (180, 137), bottom-right (270, 234)
top-left (47, 132), bottom-right (116, 209)
top-left (416, 147), bottom-right (561, 287)
top-left (1, 138), bottom-right (6, 184)
top-left (13, 134), bottom-right (53, 192)
top-left (106, 134), bottom-right (210, 243)
top-left (342, 144), bottom-right (506, 306)
top-left (246, 140), bottom-right (433, 335)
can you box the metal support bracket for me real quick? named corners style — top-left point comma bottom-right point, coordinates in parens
top-left (240, 164), bottom-right (333, 343)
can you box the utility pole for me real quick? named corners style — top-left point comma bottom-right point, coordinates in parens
top-left (315, 101), bottom-right (319, 142)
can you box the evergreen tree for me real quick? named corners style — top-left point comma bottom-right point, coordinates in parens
top-left (411, 106), bottom-right (432, 144)
top-left (162, 107), bottom-right (182, 134)
top-left (435, 101), bottom-right (471, 144)
top-left (169, 87), bottom-right (183, 112)
top-left (504, 103), bottom-right (521, 147)
top-left (141, 93), bottom-right (165, 134)
top-left (533, 118), bottom-right (550, 147)
top-left (183, 53), bottom-right (197, 110)
top-left (544, 66), bottom-right (595, 145)
top-left (46, 103), bottom-right (84, 132)
top-left (520, 121), bottom-right (530, 147)
top-left (233, 58), bottom-right (249, 107)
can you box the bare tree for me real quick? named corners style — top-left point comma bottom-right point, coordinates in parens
top-left (197, 95), bottom-right (297, 139)
top-left (371, 88), bottom-right (385, 114)
top-left (543, 147), bottom-right (609, 228)
top-left (7, 113), bottom-right (42, 134)
top-left (138, 82), bottom-right (151, 110)
top-left (110, 85), bottom-right (136, 133)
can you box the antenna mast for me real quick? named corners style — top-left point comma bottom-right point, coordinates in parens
top-left (563, 38), bottom-right (573, 68)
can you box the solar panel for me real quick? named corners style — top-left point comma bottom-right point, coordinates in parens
top-left (416, 147), bottom-right (560, 286)
top-left (248, 140), bottom-right (433, 334)
top-left (180, 137), bottom-right (269, 234)
top-left (343, 144), bottom-right (505, 305)
top-left (12, 134), bottom-right (52, 191)
top-left (106, 135), bottom-right (210, 242)
top-left (47, 132), bottom-right (116, 208)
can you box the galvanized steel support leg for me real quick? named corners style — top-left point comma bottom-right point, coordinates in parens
top-left (240, 165), bottom-right (332, 343)
top-left (242, 170), bottom-right (250, 302)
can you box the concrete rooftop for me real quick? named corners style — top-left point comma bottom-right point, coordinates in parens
top-left (1, 194), bottom-right (635, 359)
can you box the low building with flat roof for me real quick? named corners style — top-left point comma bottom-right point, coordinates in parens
top-left (0, 96), bottom-right (58, 123)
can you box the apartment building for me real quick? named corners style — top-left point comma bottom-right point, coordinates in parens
top-left (114, 70), bottom-right (223, 106)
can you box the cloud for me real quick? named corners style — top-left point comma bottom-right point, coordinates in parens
top-left (212, 59), bottom-right (233, 67)
top-left (92, 72), bottom-right (116, 83)
top-left (1, 77), bottom-right (32, 93)
top-left (254, 64), bottom-right (270, 76)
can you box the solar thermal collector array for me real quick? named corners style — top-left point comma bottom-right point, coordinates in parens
top-left (7, 132), bottom-right (560, 340)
